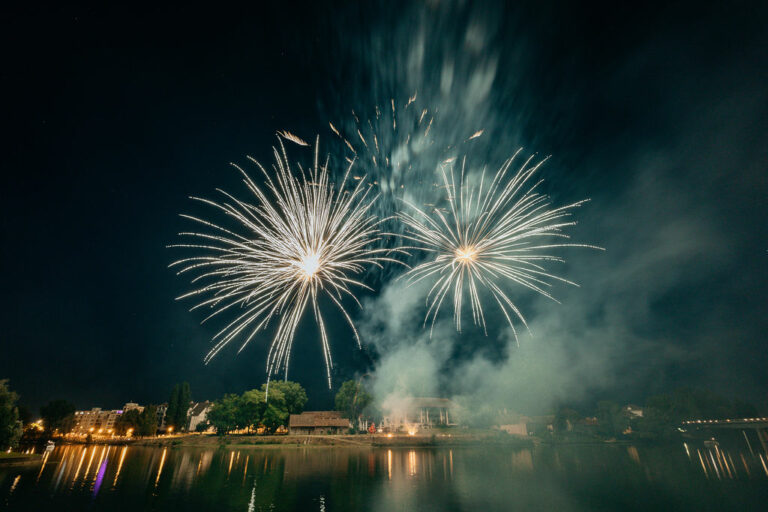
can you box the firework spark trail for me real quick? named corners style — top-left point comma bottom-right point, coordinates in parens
top-left (328, 95), bottom-right (486, 279)
top-left (397, 150), bottom-right (602, 342)
top-left (170, 137), bottom-right (398, 386)
top-left (329, 95), bottom-right (446, 215)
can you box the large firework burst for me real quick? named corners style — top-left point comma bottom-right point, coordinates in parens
top-left (170, 137), bottom-right (393, 386)
top-left (398, 150), bottom-right (601, 341)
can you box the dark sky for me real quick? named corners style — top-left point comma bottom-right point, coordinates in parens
top-left (1, 2), bottom-right (766, 414)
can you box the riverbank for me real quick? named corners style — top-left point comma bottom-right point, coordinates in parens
top-left (0, 452), bottom-right (43, 466)
top-left (129, 431), bottom-right (536, 448)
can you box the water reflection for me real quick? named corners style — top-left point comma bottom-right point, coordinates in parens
top-left (1, 442), bottom-right (766, 511)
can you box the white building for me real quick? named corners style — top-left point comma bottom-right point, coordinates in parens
top-left (123, 402), bottom-right (144, 413)
top-left (187, 401), bottom-right (213, 432)
top-left (72, 408), bottom-right (122, 434)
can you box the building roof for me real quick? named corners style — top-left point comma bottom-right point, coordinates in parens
top-left (289, 411), bottom-right (350, 428)
top-left (408, 397), bottom-right (457, 409)
top-left (188, 401), bottom-right (212, 417)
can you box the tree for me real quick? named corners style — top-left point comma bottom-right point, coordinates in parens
top-left (176, 382), bottom-right (191, 431)
top-left (40, 399), bottom-right (76, 435)
top-left (240, 389), bottom-right (267, 432)
top-left (166, 384), bottom-right (180, 431)
top-left (260, 389), bottom-right (288, 433)
top-left (207, 394), bottom-right (241, 435)
top-left (166, 382), bottom-right (192, 431)
top-left (335, 380), bottom-right (372, 421)
top-left (115, 409), bottom-right (141, 435)
top-left (595, 401), bottom-right (627, 437)
top-left (262, 381), bottom-right (307, 415)
top-left (136, 405), bottom-right (158, 437)
top-left (0, 380), bottom-right (22, 450)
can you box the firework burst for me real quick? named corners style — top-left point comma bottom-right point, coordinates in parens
top-left (328, 95), bottom-right (485, 280)
top-left (170, 137), bottom-right (395, 386)
top-left (398, 150), bottom-right (601, 342)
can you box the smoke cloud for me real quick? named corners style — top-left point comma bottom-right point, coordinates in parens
top-left (318, 1), bottom-right (768, 416)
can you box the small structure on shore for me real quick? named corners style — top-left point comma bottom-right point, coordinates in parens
top-left (496, 414), bottom-right (532, 436)
top-left (380, 397), bottom-right (458, 432)
top-left (289, 411), bottom-right (350, 435)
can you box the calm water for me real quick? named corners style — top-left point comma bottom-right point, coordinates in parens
top-left (2, 441), bottom-right (767, 511)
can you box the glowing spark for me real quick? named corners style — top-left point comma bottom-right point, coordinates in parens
top-left (277, 130), bottom-right (309, 146)
top-left (295, 252), bottom-right (320, 279)
top-left (171, 137), bottom-right (396, 386)
top-left (398, 151), bottom-right (602, 340)
top-left (455, 246), bottom-right (477, 263)
top-left (468, 130), bottom-right (484, 140)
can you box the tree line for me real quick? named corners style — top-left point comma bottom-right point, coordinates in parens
top-left (1, 377), bottom-right (375, 449)
top-left (553, 387), bottom-right (759, 439)
top-left (204, 379), bottom-right (372, 435)
top-left (205, 381), bottom-right (308, 434)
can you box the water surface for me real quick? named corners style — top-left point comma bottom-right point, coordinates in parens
top-left (2, 441), bottom-right (767, 511)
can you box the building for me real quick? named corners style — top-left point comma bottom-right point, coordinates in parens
top-left (72, 408), bottom-right (122, 434)
top-left (187, 401), bottom-right (213, 432)
top-left (156, 403), bottom-right (168, 430)
top-left (526, 415), bottom-right (555, 436)
top-left (380, 397), bottom-right (458, 432)
top-left (289, 411), bottom-right (350, 435)
top-left (496, 413), bottom-right (532, 436)
top-left (123, 402), bottom-right (144, 413)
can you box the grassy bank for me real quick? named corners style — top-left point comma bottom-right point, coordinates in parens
top-left (130, 431), bottom-right (535, 449)
top-left (0, 452), bottom-right (42, 465)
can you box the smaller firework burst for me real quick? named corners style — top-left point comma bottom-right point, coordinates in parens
top-left (398, 150), bottom-right (601, 341)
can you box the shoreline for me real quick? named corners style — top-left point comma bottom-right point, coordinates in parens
top-left (46, 433), bottom-right (685, 449)
top-left (65, 432), bottom-right (538, 449)
top-left (0, 453), bottom-right (43, 466)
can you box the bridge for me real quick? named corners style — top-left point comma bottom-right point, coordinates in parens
top-left (681, 417), bottom-right (768, 453)
top-left (681, 417), bottom-right (768, 429)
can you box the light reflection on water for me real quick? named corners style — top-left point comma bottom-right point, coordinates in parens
top-left (1, 442), bottom-right (767, 511)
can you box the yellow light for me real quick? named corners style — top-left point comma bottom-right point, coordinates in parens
top-left (387, 433), bottom-right (393, 438)
top-left (455, 246), bottom-right (477, 264)
top-left (294, 252), bottom-right (321, 278)
top-left (89, 427), bottom-right (94, 432)
top-left (167, 426), bottom-right (174, 433)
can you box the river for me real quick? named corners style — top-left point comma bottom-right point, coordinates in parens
top-left (2, 441), bottom-right (767, 510)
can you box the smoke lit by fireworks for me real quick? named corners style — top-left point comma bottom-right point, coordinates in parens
top-left (327, 95), bottom-right (488, 283)
top-left (398, 151), bottom-right (602, 341)
top-left (170, 138), bottom-right (396, 386)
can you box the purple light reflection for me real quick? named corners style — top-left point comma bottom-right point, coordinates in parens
top-left (93, 456), bottom-right (108, 496)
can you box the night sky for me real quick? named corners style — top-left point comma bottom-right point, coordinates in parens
top-left (2, 2), bottom-right (766, 414)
